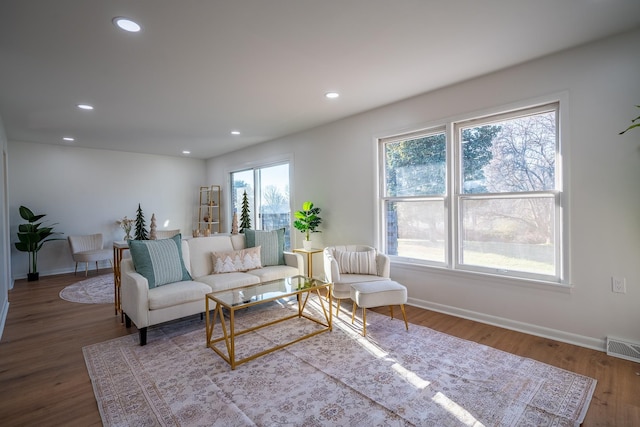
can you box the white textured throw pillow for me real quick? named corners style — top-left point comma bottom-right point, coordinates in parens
top-left (212, 246), bottom-right (262, 273)
top-left (335, 250), bottom-right (377, 275)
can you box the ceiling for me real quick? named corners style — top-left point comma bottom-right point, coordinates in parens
top-left (1, 1), bottom-right (639, 160)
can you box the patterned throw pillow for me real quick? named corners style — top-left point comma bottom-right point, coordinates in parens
top-left (335, 249), bottom-right (378, 275)
top-left (212, 247), bottom-right (262, 273)
top-left (244, 228), bottom-right (285, 266)
top-left (128, 234), bottom-right (192, 288)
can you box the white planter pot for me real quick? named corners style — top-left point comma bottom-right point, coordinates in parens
top-left (302, 239), bottom-right (313, 251)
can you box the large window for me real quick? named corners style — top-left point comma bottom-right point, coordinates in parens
top-left (230, 163), bottom-right (291, 248)
top-left (381, 103), bottom-right (563, 282)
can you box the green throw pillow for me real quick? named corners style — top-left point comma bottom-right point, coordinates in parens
top-left (128, 234), bottom-right (192, 288)
top-left (244, 228), bottom-right (285, 266)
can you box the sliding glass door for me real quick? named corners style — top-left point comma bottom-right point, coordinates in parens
top-left (230, 163), bottom-right (291, 248)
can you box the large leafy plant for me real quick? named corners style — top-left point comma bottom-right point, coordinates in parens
top-left (293, 201), bottom-right (322, 241)
top-left (619, 105), bottom-right (640, 135)
top-left (14, 205), bottom-right (62, 277)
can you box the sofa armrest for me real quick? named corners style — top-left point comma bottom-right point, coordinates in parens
top-left (323, 249), bottom-right (341, 283)
top-left (376, 252), bottom-right (391, 278)
top-left (283, 251), bottom-right (304, 276)
top-left (120, 258), bottom-right (150, 328)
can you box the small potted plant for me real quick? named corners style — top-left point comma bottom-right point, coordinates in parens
top-left (14, 205), bottom-right (63, 281)
top-left (293, 201), bottom-right (322, 250)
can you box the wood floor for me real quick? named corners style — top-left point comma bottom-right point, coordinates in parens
top-left (0, 272), bottom-right (638, 426)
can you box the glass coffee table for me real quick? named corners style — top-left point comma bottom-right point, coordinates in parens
top-left (205, 275), bottom-right (332, 369)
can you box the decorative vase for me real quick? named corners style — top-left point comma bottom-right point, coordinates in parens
top-left (124, 232), bottom-right (132, 241)
top-left (302, 239), bottom-right (313, 251)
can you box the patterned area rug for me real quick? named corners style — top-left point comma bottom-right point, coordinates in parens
top-left (83, 297), bottom-right (596, 426)
top-left (59, 274), bottom-right (114, 304)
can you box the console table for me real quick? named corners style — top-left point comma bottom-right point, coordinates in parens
top-left (112, 241), bottom-right (129, 320)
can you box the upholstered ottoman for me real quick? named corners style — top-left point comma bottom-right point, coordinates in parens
top-left (350, 280), bottom-right (409, 336)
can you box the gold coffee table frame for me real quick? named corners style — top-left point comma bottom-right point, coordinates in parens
top-left (205, 275), bottom-right (332, 369)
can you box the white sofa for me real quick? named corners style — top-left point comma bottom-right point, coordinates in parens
top-left (121, 233), bottom-right (303, 345)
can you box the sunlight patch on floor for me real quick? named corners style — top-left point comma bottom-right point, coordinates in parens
top-left (392, 363), bottom-right (431, 389)
top-left (432, 392), bottom-right (485, 426)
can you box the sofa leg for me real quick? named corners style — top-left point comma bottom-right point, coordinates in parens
top-left (139, 328), bottom-right (147, 346)
top-left (124, 314), bottom-right (132, 328)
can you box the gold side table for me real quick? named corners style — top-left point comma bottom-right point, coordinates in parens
top-left (293, 248), bottom-right (323, 278)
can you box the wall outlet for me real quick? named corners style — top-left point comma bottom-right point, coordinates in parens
top-left (612, 277), bottom-right (627, 293)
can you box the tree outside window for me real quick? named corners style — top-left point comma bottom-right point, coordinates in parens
top-left (381, 102), bottom-right (562, 282)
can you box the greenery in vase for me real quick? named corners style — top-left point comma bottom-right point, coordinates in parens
top-left (293, 201), bottom-right (322, 241)
top-left (134, 203), bottom-right (149, 240)
top-left (117, 216), bottom-right (134, 240)
top-left (240, 190), bottom-right (251, 233)
top-left (14, 205), bottom-right (63, 277)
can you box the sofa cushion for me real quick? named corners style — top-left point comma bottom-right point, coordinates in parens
top-left (129, 234), bottom-right (192, 288)
top-left (244, 228), bottom-right (285, 266)
top-left (196, 272), bottom-right (260, 292)
top-left (245, 265), bottom-right (301, 283)
top-left (148, 280), bottom-right (212, 310)
top-left (212, 246), bottom-right (262, 273)
top-left (335, 249), bottom-right (378, 275)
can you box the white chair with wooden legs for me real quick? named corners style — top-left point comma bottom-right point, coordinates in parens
top-left (350, 280), bottom-right (409, 336)
top-left (68, 233), bottom-right (112, 276)
top-left (323, 245), bottom-right (390, 317)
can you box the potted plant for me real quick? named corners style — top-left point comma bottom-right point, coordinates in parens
top-left (293, 201), bottom-right (322, 250)
top-left (619, 105), bottom-right (640, 135)
top-left (14, 205), bottom-right (63, 281)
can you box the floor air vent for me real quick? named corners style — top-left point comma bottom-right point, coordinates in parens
top-left (606, 337), bottom-right (640, 363)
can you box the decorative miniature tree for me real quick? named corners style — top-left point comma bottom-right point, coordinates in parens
top-left (239, 190), bottom-right (251, 233)
top-left (134, 203), bottom-right (149, 240)
top-left (231, 211), bottom-right (239, 235)
top-left (149, 213), bottom-right (157, 240)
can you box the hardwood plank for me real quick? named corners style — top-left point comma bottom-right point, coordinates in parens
top-left (0, 273), bottom-right (130, 426)
top-left (0, 274), bottom-right (638, 426)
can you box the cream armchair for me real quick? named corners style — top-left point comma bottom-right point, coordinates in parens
top-left (323, 245), bottom-right (390, 316)
top-left (68, 233), bottom-right (112, 276)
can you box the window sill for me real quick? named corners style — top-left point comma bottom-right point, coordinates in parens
top-left (390, 259), bottom-right (573, 294)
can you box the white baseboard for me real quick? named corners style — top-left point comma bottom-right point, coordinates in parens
top-left (12, 262), bottom-right (112, 281)
top-left (0, 299), bottom-right (9, 341)
top-left (408, 297), bottom-right (605, 353)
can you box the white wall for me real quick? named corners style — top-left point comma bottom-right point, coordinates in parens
top-left (207, 29), bottom-right (640, 350)
top-left (8, 142), bottom-right (206, 278)
top-left (0, 115), bottom-right (10, 339)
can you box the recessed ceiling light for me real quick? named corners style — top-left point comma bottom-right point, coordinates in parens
top-left (62, 137), bottom-right (75, 142)
top-left (231, 131), bottom-right (241, 135)
top-left (182, 150), bottom-right (191, 155)
top-left (325, 92), bottom-right (340, 99)
top-left (77, 104), bottom-right (94, 110)
top-left (113, 17), bottom-right (141, 33)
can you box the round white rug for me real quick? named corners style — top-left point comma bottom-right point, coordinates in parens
top-left (59, 274), bottom-right (114, 304)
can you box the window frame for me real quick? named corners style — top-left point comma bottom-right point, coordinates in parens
top-left (378, 100), bottom-right (567, 285)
